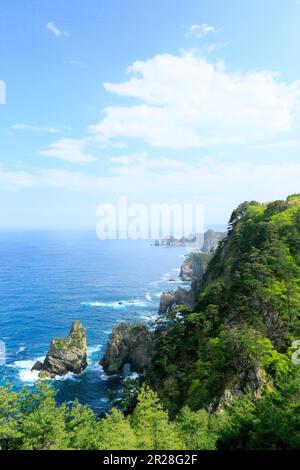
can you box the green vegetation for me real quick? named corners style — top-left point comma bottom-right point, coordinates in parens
top-left (0, 368), bottom-right (299, 450)
top-left (1, 195), bottom-right (300, 450)
top-left (147, 195), bottom-right (300, 418)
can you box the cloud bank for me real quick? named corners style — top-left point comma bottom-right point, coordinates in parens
top-left (89, 53), bottom-right (300, 149)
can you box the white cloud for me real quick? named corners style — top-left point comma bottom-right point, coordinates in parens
top-left (1, 157), bottom-right (300, 225)
top-left (46, 22), bottom-right (70, 37)
top-left (89, 53), bottom-right (300, 149)
top-left (251, 140), bottom-right (300, 149)
top-left (38, 138), bottom-right (97, 164)
top-left (12, 123), bottom-right (61, 133)
top-left (186, 23), bottom-right (217, 38)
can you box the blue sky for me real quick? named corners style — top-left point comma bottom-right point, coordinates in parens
top-left (0, 0), bottom-right (300, 230)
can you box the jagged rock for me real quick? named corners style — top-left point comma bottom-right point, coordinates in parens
top-left (32, 320), bottom-right (87, 378)
top-left (202, 229), bottom-right (225, 252)
top-left (100, 322), bottom-right (154, 374)
top-left (180, 252), bottom-right (212, 282)
top-left (260, 302), bottom-right (286, 348)
top-left (158, 287), bottom-right (192, 314)
top-left (159, 230), bottom-right (225, 250)
top-left (215, 367), bottom-right (270, 413)
top-left (31, 360), bottom-right (44, 371)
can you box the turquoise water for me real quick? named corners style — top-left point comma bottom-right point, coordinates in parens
top-left (0, 232), bottom-right (188, 412)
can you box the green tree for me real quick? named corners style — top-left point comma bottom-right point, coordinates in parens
top-left (131, 386), bottom-right (184, 450)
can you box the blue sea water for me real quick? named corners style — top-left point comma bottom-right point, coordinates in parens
top-left (0, 232), bottom-right (188, 412)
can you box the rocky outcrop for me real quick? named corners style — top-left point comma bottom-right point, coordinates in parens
top-left (159, 230), bottom-right (225, 250)
top-left (158, 287), bottom-right (193, 314)
top-left (160, 236), bottom-right (185, 247)
top-left (100, 323), bottom-right (154, 374)
top-left (214, 366), bottom-right (270, 413)
top-left (158, 253), bottom-right (212, 316)
top-left (32, 320), bottom-right (87, 378)
top-left (202, 229), bottom-right (225, 252)
top-left (180, 252), bottom-right (212, 282)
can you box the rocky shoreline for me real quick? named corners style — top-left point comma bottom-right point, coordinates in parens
top-left (34, 230), bottom-right (224, 382)
top-left (101, 230), bottom-right (225, 375)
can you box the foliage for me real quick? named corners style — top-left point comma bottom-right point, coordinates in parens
top-left (1, 195), bottom-right (300, 450)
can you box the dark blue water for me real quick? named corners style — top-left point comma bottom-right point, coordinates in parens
top-left (0, 232), bottom-right (188, 412)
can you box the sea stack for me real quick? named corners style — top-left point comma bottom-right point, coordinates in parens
top-left (32, 320), bottom-right (87, 378)
top-left (100, 322), bottom-right (154, 374)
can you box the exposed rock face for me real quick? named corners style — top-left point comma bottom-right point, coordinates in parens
top-left (32, 320), bottom-right (87, 378)
top-left (215, 366), bottom-right (270, 413)
top-left (158, 230), bottom-right (225, 250)
top-left (158, 253), bottom-right (212, 316)
top-left (202, 229), bottom-right (225, 252)
top-left (100, 323), bottom-right (154, 374)
top-left (180, 252), bottom-right (212, 282)
top-left (158, 287), bottom-right (192, 314)
top-left (260, 301), bottom-right (286, 349)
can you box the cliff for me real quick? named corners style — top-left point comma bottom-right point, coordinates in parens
top-left (146, 195), bottom-right (300, 414)
top-left (158, 287), bottom-right (193, 315)
top-left (32, 320), bottom-right (87, 378)
top-left (100, 323), bottom-right (154, 374)
top-left (180, 252), bottom-right (212, 282)
top-left (202, 229), bottom-right (225, 252)
top-left (159, 229), bottom-right (225, 250)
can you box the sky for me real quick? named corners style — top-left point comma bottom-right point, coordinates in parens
top-left (0, 0), bottom-right (300, 231)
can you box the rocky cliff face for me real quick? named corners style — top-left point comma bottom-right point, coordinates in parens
top-left (180, 252), bottom-right (212, 282)
top-left (158, 253), bottom-right (213, 316)
top-left (32, 320), bottom-right (87, 378)
top-left (202, 229), bottom-right (225, 252)
top-left (100, 323), bottom-right (154, 374)
top-left (158, 288), bottom-right (193, 314)
top-left (159, 230), bottom-right (225, 250)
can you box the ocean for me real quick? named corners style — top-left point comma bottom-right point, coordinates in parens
top-left (0, 232), bottom-right (189, 412)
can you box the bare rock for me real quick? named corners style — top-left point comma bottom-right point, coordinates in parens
top-left (100, 322), bottom-right (154, 374)
top-left (32, 320), bottom-right (87, 378)
top-left (158, 287), bottom-right (192, 314)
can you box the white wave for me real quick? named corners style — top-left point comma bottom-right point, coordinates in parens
top-left (87, 344), bottom-right (102, 365)
top-left (140, 314), bottom-right (158, 322)
top-left (149, 271), bottom-right (180, 287)
top-left (81, 299), bottom-right (147, 309)
top-left (153, 292), bottom-right (163, 298)
top-left (54, 371), bottom-right (79, 382)
top-left (11, 353), bottom-right (94, 384)
top-left (87, 344), bottom-right (102, 356)
top-left (11, 357), bottom-right (45, 371)
top-left (10, 356), bottom-right (45, 384)
top-left (16, 346), bottom-right (26, 355)
top-left (99, 365), bottom-right (110, 381)
top-left (145, 293), bottom-right (153, 301)
top-left (19, 369), bottom-right (41, 383)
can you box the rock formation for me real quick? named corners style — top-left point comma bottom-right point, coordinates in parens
top-left (100, 323), bottom-right (154, 374)
top-left (158, 287), bottom-right (193, 314)
top-left (32, 320), bottom-right (87, 378)
top-left (158, 252), bottom-right (213, 316)
top-left (202, 229), bottom-right (225, 252)
top-left (159, 230), bottom-right (225, 250)
top-left (180, 252), bottom-right (212, 282)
